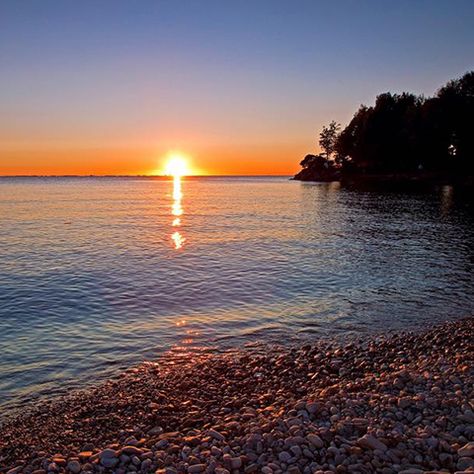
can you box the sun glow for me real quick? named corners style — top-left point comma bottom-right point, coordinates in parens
top-left (163, 154), bottom-right (190, 177)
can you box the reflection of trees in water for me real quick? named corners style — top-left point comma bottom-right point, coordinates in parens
top-left (300, 181), bottom-right (474, 288)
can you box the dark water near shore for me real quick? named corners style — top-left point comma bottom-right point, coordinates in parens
top-left (0, 176), bottom-right (473, 411)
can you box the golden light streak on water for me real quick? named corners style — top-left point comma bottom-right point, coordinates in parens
top-left (169, 174), bottom-right (186, 249)
top-left (171, 231), bottom-right (185, 249)
top-left (172, 175), bottom-right (183, 217)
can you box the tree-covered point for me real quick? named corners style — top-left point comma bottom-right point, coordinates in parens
top-left (294, 71), bottom-right (474, 183)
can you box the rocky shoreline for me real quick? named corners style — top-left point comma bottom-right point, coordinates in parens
top-left (1, 318), bottom-right (473, 474)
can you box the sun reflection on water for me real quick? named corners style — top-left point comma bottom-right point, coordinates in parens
top-left (171, 230), bottom-right (185, 249)
top-left (170, 175), bottom-right (185, 249)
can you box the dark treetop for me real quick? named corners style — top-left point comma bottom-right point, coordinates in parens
top-left (294, 71), bottom-right (474, 186)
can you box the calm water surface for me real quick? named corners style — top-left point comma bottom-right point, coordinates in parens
top-left (0, 176), bottom-right (473, 411)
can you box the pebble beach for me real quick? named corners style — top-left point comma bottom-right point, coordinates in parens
top-left (1, 318), bottom-right (473, 474)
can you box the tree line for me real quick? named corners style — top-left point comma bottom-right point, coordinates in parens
top-left (295, 71), bottom-right (473, 182)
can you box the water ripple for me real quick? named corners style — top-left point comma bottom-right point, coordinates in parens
top-left (0, 176), bottom-right (473, 411)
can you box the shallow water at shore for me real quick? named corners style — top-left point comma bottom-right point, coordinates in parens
top-left (0, 176), bottom-right (473, 411)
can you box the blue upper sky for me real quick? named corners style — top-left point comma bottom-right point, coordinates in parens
top-left (1, 0), bottom-right (473, 174)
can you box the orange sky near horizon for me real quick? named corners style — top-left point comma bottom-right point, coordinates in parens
top-left (2, 2), bottom-right (472, 177)
top-left (0, 142), bottom-right (310, 176)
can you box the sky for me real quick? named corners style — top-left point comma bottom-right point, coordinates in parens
top-left (1, 0), bottom-right (473, 176)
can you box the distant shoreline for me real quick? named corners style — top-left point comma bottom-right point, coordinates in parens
top-left (0, 174), bottom-right (292, 179)
top-left (293, 171), bottom-right (474, 189)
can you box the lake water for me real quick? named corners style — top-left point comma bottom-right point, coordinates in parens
top-left (0, 176), bottom-right (473, 412)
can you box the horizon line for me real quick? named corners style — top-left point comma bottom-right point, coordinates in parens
top-left (0, 173), bottom-right (293, 178)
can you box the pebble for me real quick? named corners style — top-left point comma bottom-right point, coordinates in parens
top-left (458, 442), bottom-right (474, 457)
top-left (187, 464), bottom-right (206, 473)
top-left (214, 469), bottom-right (230, 474)
top-left (357, 434), bottom-right (388, 452)
top-left (229, 456), bottom-right (242, 469)
top-left (100, 456), bottom-right (119, 468)
top-left (306, 433), bottom-right (324, 449)
top-left (208, 429), bottom-right (225, 441)
top-left (278, 451), bottom-right (292, 463)
top-left (457, 457), bottom-right (474, 470)
top-left (99, 448), bottom-right (117, 459)
top-left (66, 461), bottom-right (81, 474)
top-left (121, 445), bottom-right (143, 456)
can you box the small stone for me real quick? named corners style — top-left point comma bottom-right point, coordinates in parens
top-left (121, 446), bottom-right (143, 456)
top-left (290, 445), bottom-right (302, 457)
top-left (155, 469), bottom-right (176, 474)
top-left (187, 465), bottom-right (206, 473)
top-left (148, 426), bottom-right (163, 435)
top-left (66, 461), bottom-right (81, 474)
top-left (357, 434), bottom-right (388, 452)
top-left (306, 433), bottom-right (324, 449)
top-left (120, 454), bottom-right (130, 463)
top-left (208, 428), bottom-right (225, 441)
top-left (244, 464), bottom-right (258, 473)
top-left (215, 469), bottom-right (230, 474)
top-left (7, 468), bottom-right (22, 474)
top-left (278, 451), bottom-right (292, 463)
top-left (398, 397), bottom-right (413, 409)
top-left (99, 448), bottom-right (118, 459)
top-left (78, 451), bottom-right (92, 461)
top-left (211, 445), bottom-right (222, 456)
top-left (52, 458), bottom-right (66, 466)
top-left (457, 457), bottom-right (474, 470)
top-left (230, 457), bottom-right (242, 469)
top-left (101, 457), bottom-right (119, 468)
top-left (458, 442), bottom-right (474, 457)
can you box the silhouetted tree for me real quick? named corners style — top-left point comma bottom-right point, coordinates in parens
top-left (319, 121), bottom-right (341, 159)
top-left (296, 71), bottom-right (474, 181)
top-left (300, 154), bottom-right (318, 169)
top-left (435, 71), bottom-right (474, 174)
top-left (335, 93), bottom-right (425, 172)
top-left (294, 154), bottom-right (338, 181)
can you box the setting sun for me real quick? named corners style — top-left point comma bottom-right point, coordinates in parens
top-left (163, 154), bottom-right (190, 177)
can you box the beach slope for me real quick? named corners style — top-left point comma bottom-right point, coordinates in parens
top-left (1, 318), bottom-right (473, 473)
